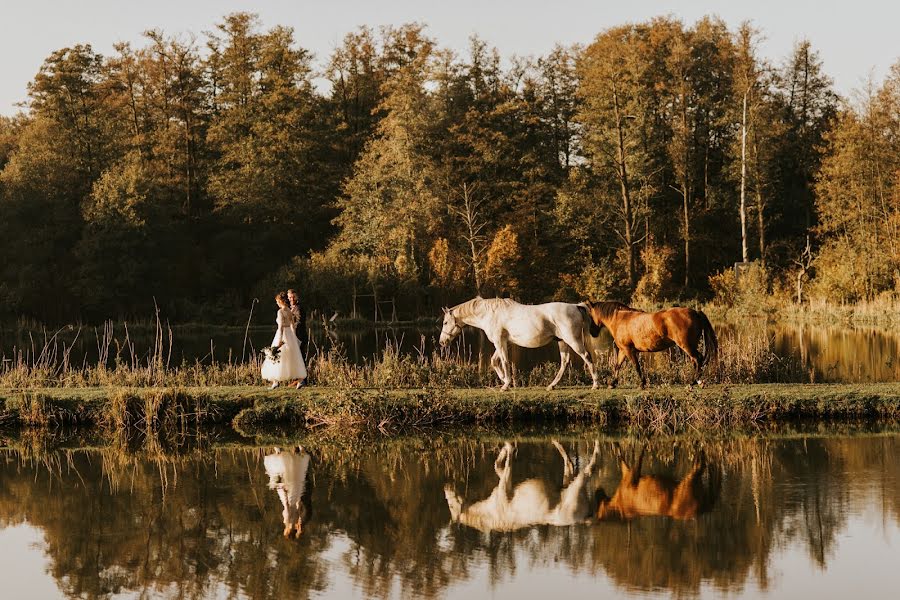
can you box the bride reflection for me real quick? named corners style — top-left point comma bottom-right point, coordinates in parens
top-left (445, 440), bottom-right (599, 532)
top-left (264, 446), bottom-right (313, 539)
top-left (595, 445), bottom-right (720, 521)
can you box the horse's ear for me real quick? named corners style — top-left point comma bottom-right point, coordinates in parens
top-left (442, 306), bottom-right (448, 314)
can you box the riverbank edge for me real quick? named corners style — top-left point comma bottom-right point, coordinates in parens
top-left (1, 383), bottom-right (898, 434)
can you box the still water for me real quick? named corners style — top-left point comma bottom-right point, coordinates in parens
top-left (3, 319), bottom-right (900, 383)
top-left (0, 430), bottom-right (897, 599)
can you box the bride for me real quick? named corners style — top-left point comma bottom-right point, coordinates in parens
top-left (261, 291), bottom-right (307, 389)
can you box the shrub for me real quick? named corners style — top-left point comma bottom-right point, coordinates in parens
top-left (633, 243), bottom-right (676, 304)
top-left (709, 261), bottom-right (770, 312)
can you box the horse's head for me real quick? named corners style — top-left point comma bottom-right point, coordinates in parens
top-left (439, 307), bottom-right (462, 347)
top-left (581, 301), bottom-right (604, 337)
top-left (594, 487), bottom-right (621, 521)
top-left (585, 300), bottom-right (628, 332)
top-left (444, 483), bottom-right (464, 522)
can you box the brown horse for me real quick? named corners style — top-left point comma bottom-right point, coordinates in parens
top-left (595, 446), bottom-right (719, 521)
top-left (585, 301), bottom-right (717, 388)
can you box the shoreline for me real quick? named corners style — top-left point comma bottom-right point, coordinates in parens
top-left (1, 383), bottom-right (898, 435)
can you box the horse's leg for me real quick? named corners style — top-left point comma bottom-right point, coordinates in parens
top-left (490, 349), bottom-right (505, 384)
top-left (633, 445), bottom-right (646, 483)
top-left (560, 332), bottom-right (599, 389)
top-left (557, 440), bottom-right (601, 522)
top-left (609, 346), bottom-right (628, 388)
top-left (547, 342), bottom-right (571, 391)
top-left (552, 439), bottom-right (574, 485)
top-left (496, 442), bottom-right (514, 499)
top-left (675, 339), bottom-right (704, 385)
top-left (670, 457), bottom-right (706, 519)
top-left (691, 350), bottom-right (703, 385)
top-left (497, 336), bottom-right (513, 391)
top-left (583, 439), bottom-right (600, 476)
top-left (624, 347), bottom-right (647, 389)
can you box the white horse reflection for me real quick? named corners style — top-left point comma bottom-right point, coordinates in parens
top-left (264, 446), bottom-right (312, 539)
top-left (445, 440), bottom-right (599, 532)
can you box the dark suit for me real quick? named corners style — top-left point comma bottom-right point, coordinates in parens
top-left (291, 303), bottom-right (309, 360)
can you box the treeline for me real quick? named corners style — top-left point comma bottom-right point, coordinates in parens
top-left (0, 13), bottom-right (898, 323)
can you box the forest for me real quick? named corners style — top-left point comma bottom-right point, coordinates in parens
top-left (0, 12), bottom-right (897, 323)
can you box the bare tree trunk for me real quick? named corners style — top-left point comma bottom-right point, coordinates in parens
top-left (450, 183), bottom-right (486, 295)
top-left (682, 181), bottom-right (690, 290)
top-left (753, 134), bottom-right (766, 267)
top-left (740, 89), bottom-right (749, 263)
top-left (793, 236), bottom-right (813, 304)
top-left (681, 98), bottom-right (691, 291)
top-left (613, 86), bottom-right (636, 289)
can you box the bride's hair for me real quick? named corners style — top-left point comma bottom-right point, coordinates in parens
top-left (275, 291), bottom-right (289, 307)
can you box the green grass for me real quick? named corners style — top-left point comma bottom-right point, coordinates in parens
top-left (1, 383), bottom-right (898, 435)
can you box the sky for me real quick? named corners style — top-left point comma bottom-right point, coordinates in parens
top-left (1, 0), bottom-right (897, 115)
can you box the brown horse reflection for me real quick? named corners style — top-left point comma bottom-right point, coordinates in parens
top-left (585, 301), bottom-right (718, 388)
top-left (264, 446), bottom-right (313, 538)
top-left (445, 441), bottom-right (599, 532)
top-left (596, 447), bottom-right (719, 521)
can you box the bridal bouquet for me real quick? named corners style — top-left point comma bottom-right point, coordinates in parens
top-left (262, 345), bottom-right (281, 363)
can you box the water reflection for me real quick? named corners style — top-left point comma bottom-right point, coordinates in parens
top-left (772, 323), bottom-right (900, 382)
top-left (445, 441), bottom-right (599, 531)
top-left (595, 444), bottom-right (719, 521)
top-left (0, 432), bottom-right (898, 598)
top-left (264, 446), bottom-right (312, 539)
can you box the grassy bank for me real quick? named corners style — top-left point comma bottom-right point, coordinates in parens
top-left (702, 295), bottom-right (900, 328)
top-left (1, 383), bottom-right (898, 435)
top-left (1, 320), bottom-right (807, 390)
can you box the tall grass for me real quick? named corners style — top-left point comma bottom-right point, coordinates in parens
top-left (1, 315), bottom-right (806, 390)
top-left (779, 295), bottom-right (900, 326)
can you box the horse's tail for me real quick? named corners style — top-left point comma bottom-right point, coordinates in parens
top-left (697, 310), bottom-right (718, 367)
top-left (577, 304), bottom-right (602, 338)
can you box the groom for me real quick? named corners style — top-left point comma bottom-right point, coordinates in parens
top-left (287, 289), bottom-right (309, 363)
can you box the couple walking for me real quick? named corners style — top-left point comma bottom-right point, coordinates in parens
top-left (261, 288), bottom-right (309, 389)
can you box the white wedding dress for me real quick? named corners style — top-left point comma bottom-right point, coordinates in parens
top-left (261, 308), bottom-right (307, 383)
top-left (264, 447), bottom-right (311, 537)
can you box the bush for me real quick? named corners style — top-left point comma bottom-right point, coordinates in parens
top-left (709, 261), bottom-right (770, 311)
top-left (633, 243), bottom-right (676, 304)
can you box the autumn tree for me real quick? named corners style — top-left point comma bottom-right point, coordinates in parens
top-left (330, 25), bottom-right (441, 292)
top-left (0, 45), bottom-right (116, 317)
top-left (812, 65), bottom-right (900, 301)
top-left (577, 25), bottom-right (650, 290)
top-left (769, 40), bottom-right (838, 266)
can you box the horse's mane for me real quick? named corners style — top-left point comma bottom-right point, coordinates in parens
top-left (451, 297), bottom-right (519, 319)
top-left (591, 301), bottom-right (639, 321)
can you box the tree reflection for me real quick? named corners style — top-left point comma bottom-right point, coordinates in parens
top-left (0, 432), bottom-right (896, 598)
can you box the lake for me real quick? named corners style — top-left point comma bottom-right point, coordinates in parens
top-left (3, 318), bottom-right (900, 383)
top-left (0, 428), bottom-right (897, 599)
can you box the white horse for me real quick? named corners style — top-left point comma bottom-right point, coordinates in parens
top-left (444, 440), bottom-right (600, 532)
top-left (439, 297), bottom-right (599, 390)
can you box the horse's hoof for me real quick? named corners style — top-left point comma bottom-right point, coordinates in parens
top-left (501, 384), bottom-right (510, 391)
top-left (591, 383), bottom-right (599, 390)
top-left (697, 379), bottom-right (705, 388)
top-left (546, 385), bottom-right (555, 392)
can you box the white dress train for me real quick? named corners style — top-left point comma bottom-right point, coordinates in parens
top-left (261, 308), bottom-right (307, 383)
